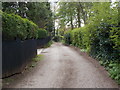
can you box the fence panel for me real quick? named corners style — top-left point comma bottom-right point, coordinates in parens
top-left (36, 36), bottom-right (51, 49)
top-left (2, 39), bottom-right (37, 78)
top-left (2, 37), bottom-right (51, 78)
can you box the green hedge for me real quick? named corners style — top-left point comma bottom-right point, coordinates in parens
top-left (63, 2), bottom-right (120, 84)
top-left (63, 30), bottom-right (71, 45)
top-left (2, 12), bottom-right (38, 40)
top-left (64, 23), bottom-right (120, 84)
top-left (37, 28), bottom-right (48, 39)
top-left (64, 23), bottom-right (120, 61)
top-left (2, 11), bottom-right (48, 40)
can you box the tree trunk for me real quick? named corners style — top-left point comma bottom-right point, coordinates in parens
top-left (70, 16), bottom-right (74, 30)
top-left (77, 6), bottom-right (81, 27)
top-left (83, 11), bottom-right (87, 25)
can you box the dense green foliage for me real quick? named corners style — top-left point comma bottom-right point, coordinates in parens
top-left (2, 2), bottom-right (54, 34)
top-left (62, 2), bottom-right (120, 84)
top-left (26, 2), bottom-right (54, 33)
top-left (100, 60), bottom-right (120, 84)
top-left (2, 12), bottom-right (38, 40)
top-left (63, 30), bottom-right (71, 45)
top-left (38, 28), bottom-right (48, 39)
top-left (56, 2), bottom-right (92, 29)
top-left (64, 23), bottom-right (120, 84)
top-left (65, 23), bottom-right (120, 60)
top-left (2, 11), bottom-right (48, 40)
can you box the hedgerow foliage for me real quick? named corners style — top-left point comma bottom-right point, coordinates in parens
top-left (38, 28), bottom-right (48, 39)
top-left (64, 22), bottom-right (120, 84)
top-left (63, 30), bottom-right (71, 44)
top-left (64, 2), bottom-right (120, 84)
top-left (1, 11), bottom-right (48, 40)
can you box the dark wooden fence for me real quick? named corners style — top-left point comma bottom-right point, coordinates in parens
top-left (2, 37), bottom-right (51, 78)
top-left (36, 36), bottom-right (51, 48)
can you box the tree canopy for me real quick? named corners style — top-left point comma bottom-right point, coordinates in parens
top-left (2, 2), bottom-right (54, 34)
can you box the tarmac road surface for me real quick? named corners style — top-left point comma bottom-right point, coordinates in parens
top-left (3, 43), bottom-right (119, 88)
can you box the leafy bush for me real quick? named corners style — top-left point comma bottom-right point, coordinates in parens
top-left (63, 21), bottom-right (120, 85)
top-left (70, 27), bottom-right (91, 52)
top-left (65, 22), bottom-right (120, 61)
top-left (37, 28), bottom-right (48, 39)
top-left (64, 30), bottom-right (71, 45)
top-left (90, 23), bottom-right (120, 60)
top-left (99, 60), bottom-right (120, 84)
top-left (2, 12), bottom-right (39, 40)
top-left (62, 2), bottom-right (120, 84)
top-left (108, 62), bottom-right (120, 84)
top-left (110, 26), bottom-right (120, 50)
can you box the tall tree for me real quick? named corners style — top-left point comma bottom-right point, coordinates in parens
top-left (2, 2), bottom-right (54, 33)
top-left (26, 2), bottom-right (54, 32)
top-left (57, 2), bottom-right (76, 30)
top-left (56, 2), bottom-right (92, 30)
top-left (2, 2), bottom-right (18, 14)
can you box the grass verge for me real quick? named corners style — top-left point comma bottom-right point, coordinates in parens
top-left (30, 54), bottom-right (44, 68)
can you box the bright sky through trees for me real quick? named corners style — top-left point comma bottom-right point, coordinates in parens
top-left (49, 0), bottom-right (118, 30)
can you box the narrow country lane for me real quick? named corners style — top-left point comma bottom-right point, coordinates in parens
top-left (3, 43), bottom-right (119, 88)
